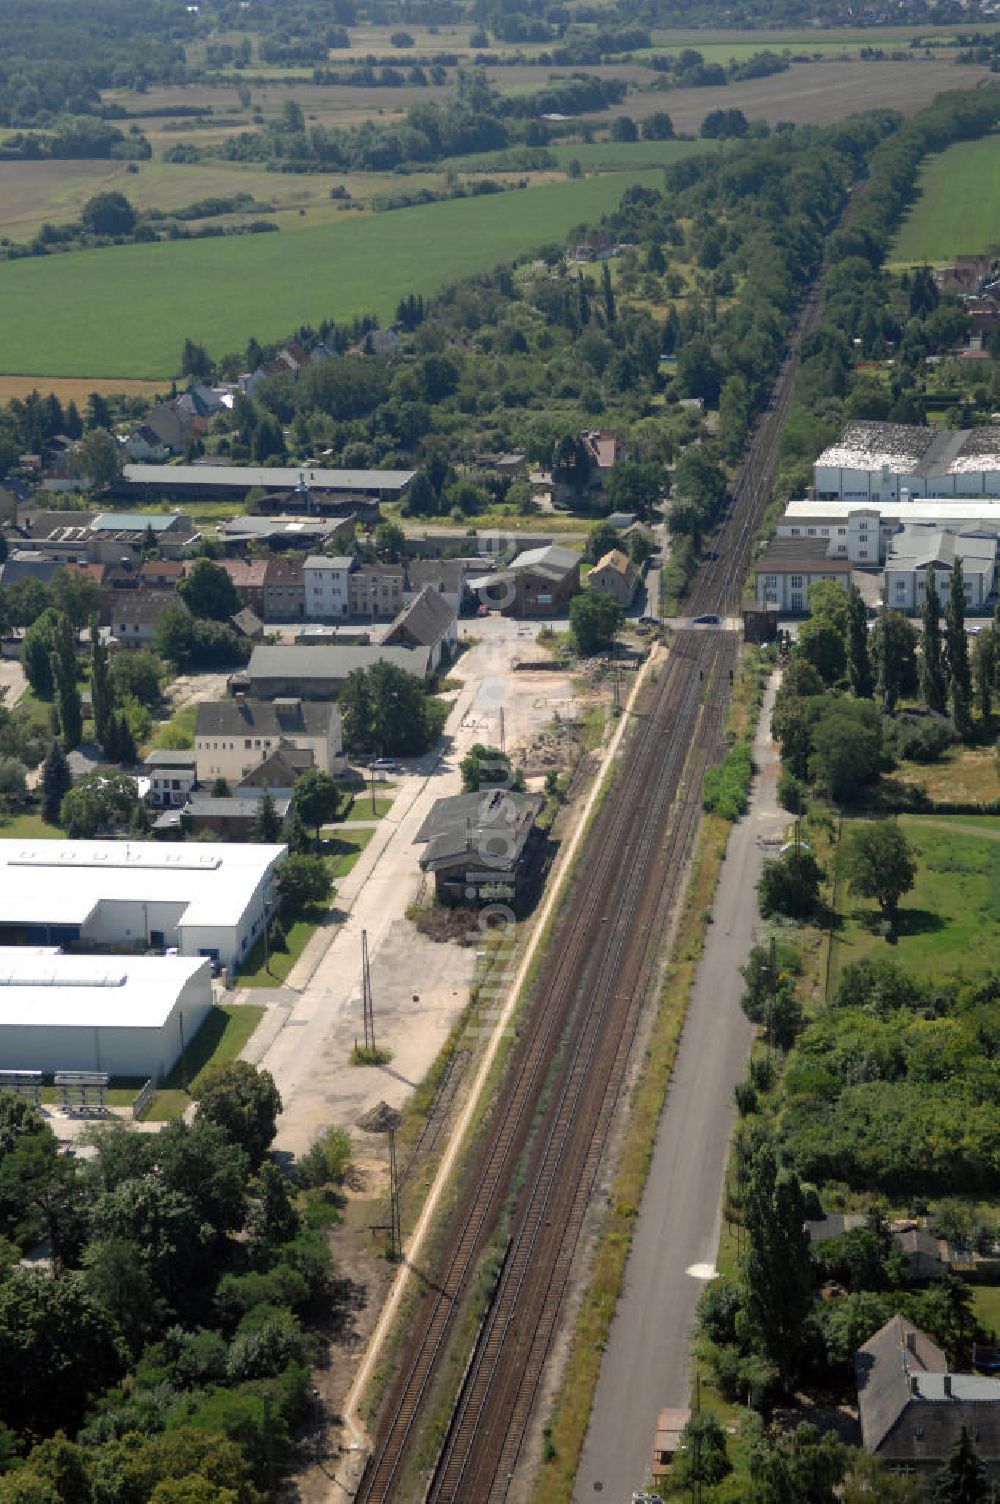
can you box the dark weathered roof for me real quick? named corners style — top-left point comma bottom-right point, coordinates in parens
top-left (230, 607), bottom-right (263, 638)
top-left (195, 698), bottom-right (335, 737)
top-left (248, 644), bottom-right (432, 683)
top-left (856, 1315), bottom-right (946, 1452)
top-left (755, 537), bottom-right (852, 574)
top-left (144, 749), bottom-right (197, 769)
top-left (382, 586), bottom-right (456, 649)
top-left (413, 790), bottom-right (543, 873)
top-left (185, 793), bottom-right (291, 820)
top-left (405, 560), bottom-right (469, 594)
top-left (110, 590), bottom-right (175, 625)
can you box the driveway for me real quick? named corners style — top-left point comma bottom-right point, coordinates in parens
top-left (246, 621), bottom-right (580, 1159)
top-left (573, 676), bottom-right (785, 1502)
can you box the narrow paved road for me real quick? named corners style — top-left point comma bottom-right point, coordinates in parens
top-left (573, 678), bottom-right (784, 1503)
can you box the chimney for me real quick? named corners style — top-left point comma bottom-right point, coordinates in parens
top-left (943, 1375), bottom-right (952, 1398)
top-left (906, 1330), bottom-right (917, 1355)
top-left (910, 1375), bottom-right (920, 1397)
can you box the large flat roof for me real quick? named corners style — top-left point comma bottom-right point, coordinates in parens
top-left (785, 498), bottom-right (1000, 522)
top-left (0, 949), bottom-right (209, 1030)
top-left (122, 464), bottom-right (415, 494)
top-left (815, 421), bottom-right (1000, 477)
top-left (0, 840), bottom-right (285, 930)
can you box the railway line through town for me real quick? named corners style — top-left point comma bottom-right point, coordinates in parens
top-left (353, 278), bottom-right (822, 1504)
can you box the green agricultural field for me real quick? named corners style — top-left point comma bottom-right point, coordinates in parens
top-left (0, 170), bottom-right (656, 379)
top-left (892, 133), bottom-right (1000, 264)
top-left (831, 815), bottom-right (1000, 983)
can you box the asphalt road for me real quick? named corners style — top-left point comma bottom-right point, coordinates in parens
top-left (573, 678), bottom-right (784, 1504)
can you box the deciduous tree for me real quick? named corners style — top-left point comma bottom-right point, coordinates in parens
top-left (842, 820), bottom-right (916, 923)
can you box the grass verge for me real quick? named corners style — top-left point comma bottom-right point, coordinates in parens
top-left (238, 911), bottom-right (323, 987)
top-left (141, 1002), bottom-right (264, 1119)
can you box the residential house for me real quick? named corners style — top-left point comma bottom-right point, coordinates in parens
top-left (856, 1314), bottom-right (1000, 1476)
top-left (413, 789), bottom-right (545, 904)
top-left (143, 750), bottom-right (197, 809)
top-left (140, 559), bottom-right (186, 591)
top-left (304, 555), bottom-right (355, 620)
top-left (124, 424), bottom-right (172, 463)
top-left (127, 403), bottom-right (191, 458)
top-left (109, 591), bottom-right (174, 646)
top-left (381, 586), bottom-right (457, 672)
top-left (363, 328), bottom-right (402, 357)
top-left (0, 552), bottom-right (64, 589)
top-left (934, 254), bottom-right (992, 296)
top-left (884, 522), bottom-right (998, 612)
top-left (582, 429), bottom-right (621, 472)
top-left (468, 544), bottom-right (581, 617)
top-left (348, 563), bottom-right (404, 619)
top-left (571, 231), bottom-right (615, 263)
top-left (240, 644), bottom-right (433, 698)
top-left (237, 745), bottom-right (313, 790)
top-left (753, 536), bottom-right (853, 612)
top-left (220, 557), bottom-right (267, 612)
top-left (194, 697), bottom-right (343, 784)
top-left (588, 548), bottom-right (640, 607)
top-left (262, 556), bottom-right (305, 621)
top-left (404, 559), bottom-right (471, 614)
top-left (162, 791), bottom-right (291, 841)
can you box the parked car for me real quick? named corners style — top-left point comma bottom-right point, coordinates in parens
top-left (693, 613), bottom-right (721, 625)
top-left (370, 757), bottom-right (400, 773)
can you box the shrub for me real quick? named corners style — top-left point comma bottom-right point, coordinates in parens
top-left (702, 739), bottom-right (753, 820)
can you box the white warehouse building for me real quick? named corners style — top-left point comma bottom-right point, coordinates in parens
top-left (814, 421), bottom-right (1000, 501)
top-left (0, 950), bottom-right (213, 1079)
top-left (0, 840), bottom-right (286, 975)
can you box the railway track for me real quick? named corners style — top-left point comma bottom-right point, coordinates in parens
top-left (354, 280), bottom-right (821, 1504)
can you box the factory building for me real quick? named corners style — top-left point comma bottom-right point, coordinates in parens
top-left (0, 840), bottom-right (285, 975)
top-left (0, 949), bottom-right (213, 1079)
top-left (814, 421), bottom-right (1000, 501)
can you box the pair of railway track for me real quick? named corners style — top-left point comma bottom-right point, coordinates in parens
top-left (355, 281), bottom-right (822, 1504)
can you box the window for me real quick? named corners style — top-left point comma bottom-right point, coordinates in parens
top-left (245, 739), bottom-right (252, 749)
top-left (790, 575), bottom-right (803, 589)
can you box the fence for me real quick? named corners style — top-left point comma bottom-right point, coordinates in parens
top-left (131, 1078), bottom-right (155, 1119)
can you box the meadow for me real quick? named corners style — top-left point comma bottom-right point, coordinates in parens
top-left (892, 131), bottom-right (1000, 263)
top-left (831, 814), bottom-right (1000, 982)
top-left (0, 169), bottom-right (659, 379)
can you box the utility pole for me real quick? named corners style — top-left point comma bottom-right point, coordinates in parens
top-left (499, 705), bottom-right (505, 756)
top-left (388, 1121), bottom-right (401, 1259)
top-left (362, 928), bottom-right (376, 1054)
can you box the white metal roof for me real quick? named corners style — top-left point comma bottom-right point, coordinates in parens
top-left (0, 840), bottom-right (286, 930)
top-left (121, 464), bottom-right (415, 493)
top-left (0, 949), bottom-right (209, 1030)
top-left (785, 498), bottom-right (1000, 523)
